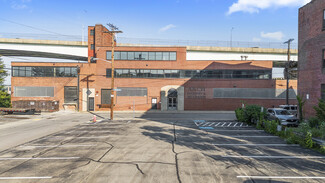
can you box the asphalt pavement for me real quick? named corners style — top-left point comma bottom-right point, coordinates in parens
top-left (0, 112), bottom-right (324, 182)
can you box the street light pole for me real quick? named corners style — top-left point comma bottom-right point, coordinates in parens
top-left (284, 38), bottom-right (294, 105)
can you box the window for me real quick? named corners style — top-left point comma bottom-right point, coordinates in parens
top-left (101, 89), bottom-right (111, 104)
top-left (90, 29), bottom-right (95, 36)
top-left (14, 86), bottom-right (54, 97)
top-left (321, 84), bottom-right (325, 100)
top-left (106, 51), bottom-right (177, 61)
top-left (106, 69), bottom-right (272, 79)
top-left (117, 87), bottom-right (147, 96)
top-left (90, 44), bottom-right (95, 50)
top-left (64, 86), bottom-right (77, 103)
top-left (12, 66), bottom-right (77, 77)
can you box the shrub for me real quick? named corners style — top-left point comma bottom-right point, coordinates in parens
top-left (235, 108), bottom-right (245, 122)
top-left (308, 117), bottom-right (322, 128)
top-left (243, 105), bottom-right (265, 124)
top-left (311, 128), bottom-right (323, 139)
top-left (0, 90), bottom-right (11, 108)
top-left (297, 95), bottom-right (306, 122)
top-left (264, 120), bottom-right (278, 135)
top-left (313, 100), bottom-right (325, 122)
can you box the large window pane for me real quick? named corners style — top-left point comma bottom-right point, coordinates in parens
top-left (128, 52), bottom-right (135, 60)
top-left (26, 67), bottom-right (32, 77)
top-left (170, 52), bottom-right (176, 60)
top-left (115, 52), bottom-right (121, 60)
top-left (156, 52), bottom-right (163, 60)
top-left (142, 52), bottom-right (148, 60)
top-left (107, 51), bottom-right (112, 60)
top-left (134, 52), bottom-right (141, 60)
top-left (64, 86), bottom-right (77, 103)
top-left (163, 52), bottom-right (169, 60)
top-left (149, 52), bottom-right (155, 60)
top-left (121, 52), bottom-right (127, 60)
top-left (18, 67), bottom-right (25, 77)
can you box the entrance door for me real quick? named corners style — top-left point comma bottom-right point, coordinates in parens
top-left (88, 97), bottom-right (94, 111)
top-left (151, 98), bottom-right (157, 109)
top-left (168, 89), bottom-right (177, 111)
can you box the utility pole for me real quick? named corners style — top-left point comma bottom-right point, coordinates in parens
top-left (77, 66), bottom-right (80, 112)
top-left (104, 23), bottom-right (122, 120)
top-left (284, 39), bottom-right (294, 105)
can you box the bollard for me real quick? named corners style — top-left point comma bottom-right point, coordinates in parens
top-left (93, 115), bottom-right (96, 123)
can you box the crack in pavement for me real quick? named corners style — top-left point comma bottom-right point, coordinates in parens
top-left (172, 122), bottom-right (182, 183)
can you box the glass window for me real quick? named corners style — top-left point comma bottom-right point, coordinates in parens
top-left (149, 52), bottom-right (155, 60)
top-left (26, 67), bottom-right (32, 77)
top-left (170, 52), bottom-right (176, 60)
top-left (157, 70), bottom-right (164, 78)
top-left (129, 69), bottom-right (136, 78)
top-left (107, 51), bottom-right (112, 60)
top-left (156, 52), bottom-right (163, 60)
top-left (64, 86), bottom-right (77, 103)
top-left (128, 52), bottom-right (135, 60)
top-left (142, 52), bottom-right (148, 60)
top-left (143, 70), bottom-right (151, 77)
top-left (120, 52), bottom-right (127, 60)
top-left (18, 67), bottom-right (25, 77)
top-left (163, 52), bottom-right (169, 60)
top-left (71, 68), bottom-right (77, 77)
top-left (91, 44), bottom-right (95, 50)
top-left (90, 29), bottom-right (95, 36)
top-left (12, 67), bottom-right (19, 77)
top-left (115, 52), bottom-right (120, 60)
top-left (101, 89), bottom-right (111, 104)
top-left (134, 52), bottom-right (141, 60)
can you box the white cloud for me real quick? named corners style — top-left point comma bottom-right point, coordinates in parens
top-left (159, 24), bottom-right (176, 32)
top-left (11, 3), bottom-right (27, 9)
top-left (227, 0), bottom-right (311, 15)
top-left (260, 31), bottom-right (285, 41)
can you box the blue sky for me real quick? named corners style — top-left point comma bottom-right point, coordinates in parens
top-left (0, 0), bottom-right (311, 42)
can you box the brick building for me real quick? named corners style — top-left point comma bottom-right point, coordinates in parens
top-left (298, 0), bottom-right (325, 118)
top-left (11, 24), bottom-right (297, 112)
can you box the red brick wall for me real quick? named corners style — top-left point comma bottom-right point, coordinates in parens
top-left (298, 0), bottom-right (325, 118)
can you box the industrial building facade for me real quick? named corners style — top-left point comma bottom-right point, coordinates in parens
top-left (11, 24), bottom-right (297, 112)
top-left (298, 0), bottom-right (325, 118)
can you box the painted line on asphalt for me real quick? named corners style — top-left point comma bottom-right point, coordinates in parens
top-left (208, 123), bottom-right (214, 126)
top-left (234, 123), bottom-right (238, 127)
top-left (73, 136), bottom-right (110, 139)
top-left (211, 130), bottom-right (264, 132)
top-left (201, 122), bottom-right (209, 126)
top-left (0, 157), bottom-right (80, 160)
top-left (221, 123), bottom-right (226, 127)
top-left (214, 144), bottom-right (299, 146)
top-left (0, 177), bottom-right (52, 180)
top-left (228, 136), bottom-right (278, 138)
top-left (237, 176), bottom-right (325, 179)
top-left (227, 123), bottom-right (232, 127)
top-left (240, 123), bottom-right (243, 127)
top-left (223, 155), bottom-right (325, 159)
top-left (20, 145), bottom-right (94, 148)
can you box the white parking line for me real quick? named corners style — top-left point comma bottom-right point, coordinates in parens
top-left (0, 157), bottom-right (80, 160)
top-left (202, 122), bottom-right (210, 126)
top-left (214, 144), bottom-right (299, 146)
top-left (20, 145), bottom-right (94, 148)
top-left (234, 123), bottom-right (238, 127)
top-left (240, 123), bottom-right (243, 127)
top-left (212, 130), bottom-right (264, 132)
top-left (0, 177), bottom-right (52, 180)
top-left (228, 136), bottom-right (278, 138)
top-left (208, 123), bottom-right (214, 126)
top-left (237, 176), bottom-right (325, 180)
top-left (223, 155), bottom-right (325, 159)
top-left (215, 122), bottom-right (221, 126)
top-left (221, 123), bottom-right (226, 127)
top-left (227, 123), bottom-right (232, 127)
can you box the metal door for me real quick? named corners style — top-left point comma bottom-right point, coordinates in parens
top-left (151, 98), bottom-right (157, 109)
top-left (168, 97), bottom-right (177, 110)
top-left (88, 97), bottom-right (94, 111)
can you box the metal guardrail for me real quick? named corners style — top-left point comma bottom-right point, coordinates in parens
top-left (0, 32), bottom-right (298, 49)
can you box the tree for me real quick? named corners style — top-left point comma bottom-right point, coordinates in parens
top-left (0, 57), bottom-right (8, 90)
top-left (0, 57), bottom-right (10, 108)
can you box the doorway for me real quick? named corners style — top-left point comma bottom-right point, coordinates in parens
top-left (88, 97), bottom-right (94, 111)
top-left (168, 89), bottom-right (177, 110)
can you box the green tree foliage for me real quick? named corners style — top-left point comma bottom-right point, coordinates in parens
top-left (296, 95), bottom-right (306, 122)
top-left (0, 57), bottom-right (10, 108)
top-left (313, 100), bottom-right (325, 122)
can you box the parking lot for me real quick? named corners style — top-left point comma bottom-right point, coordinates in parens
top-left (0, 113), bottom-right (324, 182)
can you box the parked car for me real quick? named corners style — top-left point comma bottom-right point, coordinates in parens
top-left (279, 105), bottom-right (298, 116)
top-left (267, 108), bottom-right (299, 127)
